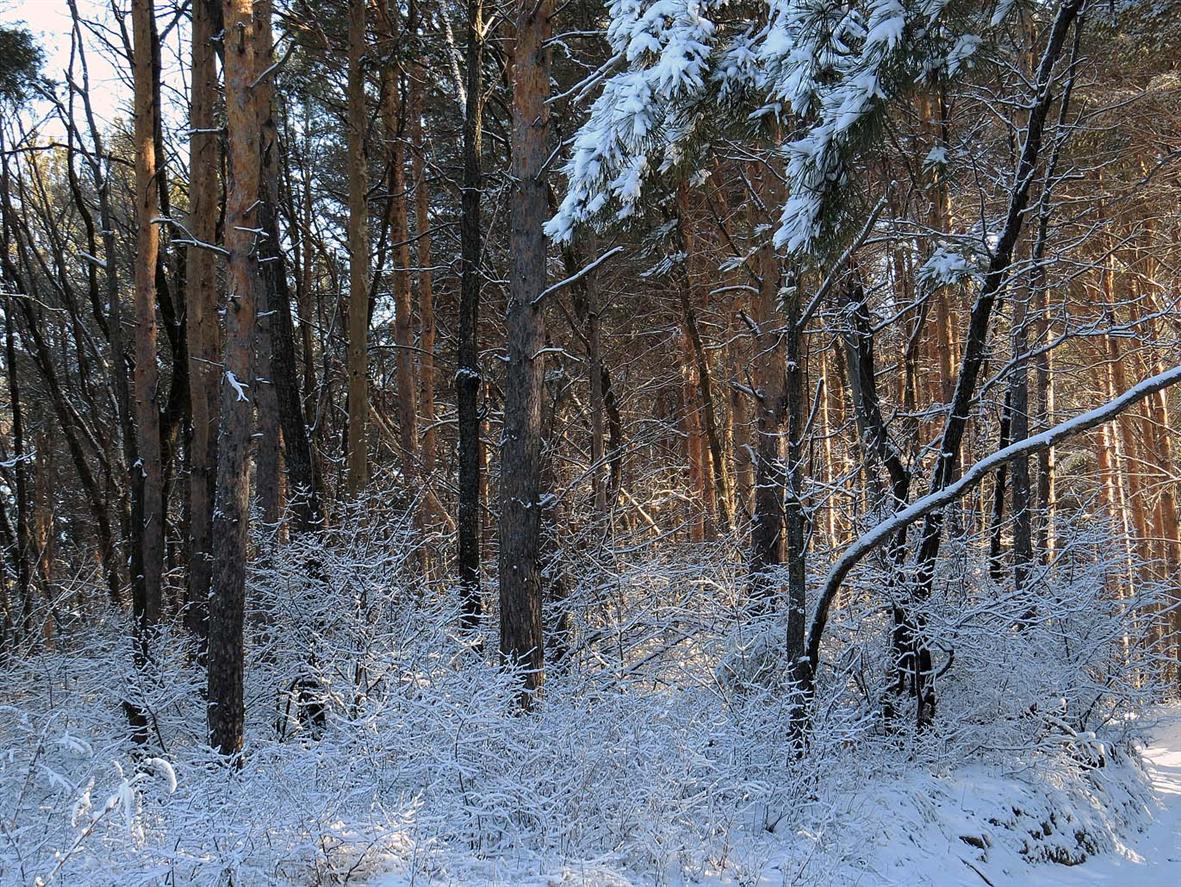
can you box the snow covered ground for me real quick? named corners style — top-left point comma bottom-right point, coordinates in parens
top-left (1015, 708), bottom-right (1181, 887)
top-left (366, 708), bottom-right (1181, 887)
top-left (819, 706), bottom-right (1181, 887)
top-left (0, 547), bottom-right (1168, 887)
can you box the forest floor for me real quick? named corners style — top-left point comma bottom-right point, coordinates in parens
top-left (2, 596), bottom-right (1173, 886)
top-left (834, 705), bottom-right (1181, 887)
top-left (366, 706), bottom-right (1181, 887)
top-left (1013, 705), bottom-right (1181, 887)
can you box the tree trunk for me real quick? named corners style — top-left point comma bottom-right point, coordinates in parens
top-left (251, 0), bottom-right (283, 538)
top-left (1101, 269), bottom-right (1151, 573)
top-left (64, 18), bottom-right (132, 610)
top-left (33, 431), bottom-right (55, 639)
top-left (499, 0), bottom-right (552, 708)
top-left (919, 89), bottom-right (956, 405)
top-left (908, 0), bottom-right (1084, 728)
top-left (131, 0), bottom-right (164, 641)
top-left (257, 0), bottom-right (323, 532)
top-left (988, 388), bottom-right (1013, 583)
top-left (1103, 327), bottom-right (1151, 589)
top-left (254, 271), bottom-right (282, 532)
top-left (565, 243), bottom-right (609, 517)
top-left (1091, 361), bottom-right (1138, 615)
top-left (730, 348), bottom-right (753, 529)
top-left (377, 6), bottom-right (419, 492)
top-left (456, 0), bottom-right (484, 628)
top-left (1137, 285), bottom-right (1181, 681)
top-left (345, 0), bottom-right (370, 496)
top-left (408, 15), bottom-right (443, 551)
top-left (747, 173), bottom-right (787, 607)
top-left (1033, 284), bottom-right (1055, 561)
top-left (837, 269), bottom-right (916, 720)
top-left (682, 362), bottom-right (706, 542)
top-left (783, 277), bottom-right (808, 724)
top-left (2, 289), bottom-right (32, 640)
top-left (1008, 293), bottom-right (1035, 595)
top-left (676, 183), bottom-right (732, 534)
top-left (186, 0), bottom-right (221, 635)
top-left (207, 0), bottom-right (262, 758)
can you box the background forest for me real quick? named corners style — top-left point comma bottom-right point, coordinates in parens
top-left (0, 0), bottom-right (1180, 884)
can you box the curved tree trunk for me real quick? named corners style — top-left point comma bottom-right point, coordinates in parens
top-left (907, 0), bottom-right (1085, 728)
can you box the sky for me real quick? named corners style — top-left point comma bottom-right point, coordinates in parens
top-left (2, 0), bottom-right (140, 130)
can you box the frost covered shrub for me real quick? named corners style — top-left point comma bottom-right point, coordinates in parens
top-left (0, 492), bottom-right (1163, 885)
top-left (926, 522), bottom-right (1160, 756)
top-left (811, 517), bottom-right (1163, 768)
top-left (0, 502), bottom-right (834, 885)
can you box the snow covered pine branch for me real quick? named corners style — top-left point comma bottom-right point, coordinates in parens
top-left (547, 0), bottom-right (1022, 253)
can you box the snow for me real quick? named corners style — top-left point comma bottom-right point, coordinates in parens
top-left (544, 0), bottom-right (721, 242)
top-left (924, 145), bottom-right (949, 167)
top-left (0, 512), bottom-right (1173, 886)
top-left (1017, 708), bottom-right (1181, 887)
top-left (848, 707), bottom-right (1181, 887)
top-left (225, 370), bottom-right (250, 401)
top-left (548, 0), bottom-right (1028, 252)
top-left (918, 245), bottom-right (980, 288)
top-left (365, 708), bottom-right (1181, 886)
top-left (946, 33), bottom-right (983, 77)
top-left (809, 364), bottom-right (1181, 667)
top-left (78, 252), bottom-right (107, 269)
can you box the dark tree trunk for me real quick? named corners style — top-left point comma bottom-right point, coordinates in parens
top-left (676, 183), bottom-right (732, 535)
top-left (185, 0), bottom-right (222, 636)
top-left (131, 0), bottom-right (164, 642)
top-left (565, 243), bottom-right (610, 517)
top-left (376, 8), bottom-right (419, 495)
top-left (456, 0), bottom-right (484, 630)
top-left (1, 289), bottom-right (32, 640)
top-left (839, 272), bottom-right (914, 716)
top-left (344, 0), bottom-right (370, 496)
top-left (257, 0), bottom-right (322, 532)
top-left (747, 197), bottom-right (787, 608)
top-left (989, 388), bottom-right (1013, 583)
top-left (408, 6), bottom-right (443, 553)
top-left (783, 279), bottom-right (807, 717)
top-left (909, 0), bottom-right (1085, 728)
top-left (1008, 295), bottom-right (1034, 594)
top-left (207, 0), bottom-right (262, 758)
top-left (499, 0), bottom-right (552, 708)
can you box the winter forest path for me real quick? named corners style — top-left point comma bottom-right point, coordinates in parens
top-left (1022, 706), bottom-right (1181, 886)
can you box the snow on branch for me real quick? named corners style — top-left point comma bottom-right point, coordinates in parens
top-left (548, 1), bottom-right (1012, 254)
top-left (153, 216), bottom-right (229, 257)
top-left (531, 245), bottom-right (625, 305)
top-left (545, 0), bottom-right (723, 242)
top-left (225, 372), bottom-right (250, 402)
top-left (805, 363), bottom-right (1181, 672)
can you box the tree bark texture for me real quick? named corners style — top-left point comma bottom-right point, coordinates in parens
top-left (185, 0), bottom-right (221, 635)
top-left (457, 0), bottom-right (484, 628)
top-left (499, 0), bottom-right (553, 707)
top-left (207, 0), bottom-right (262, 758)
top-left (345, 0), bottom-right (371, 496)
top-left (131, 0), bottom-right (164, 638)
